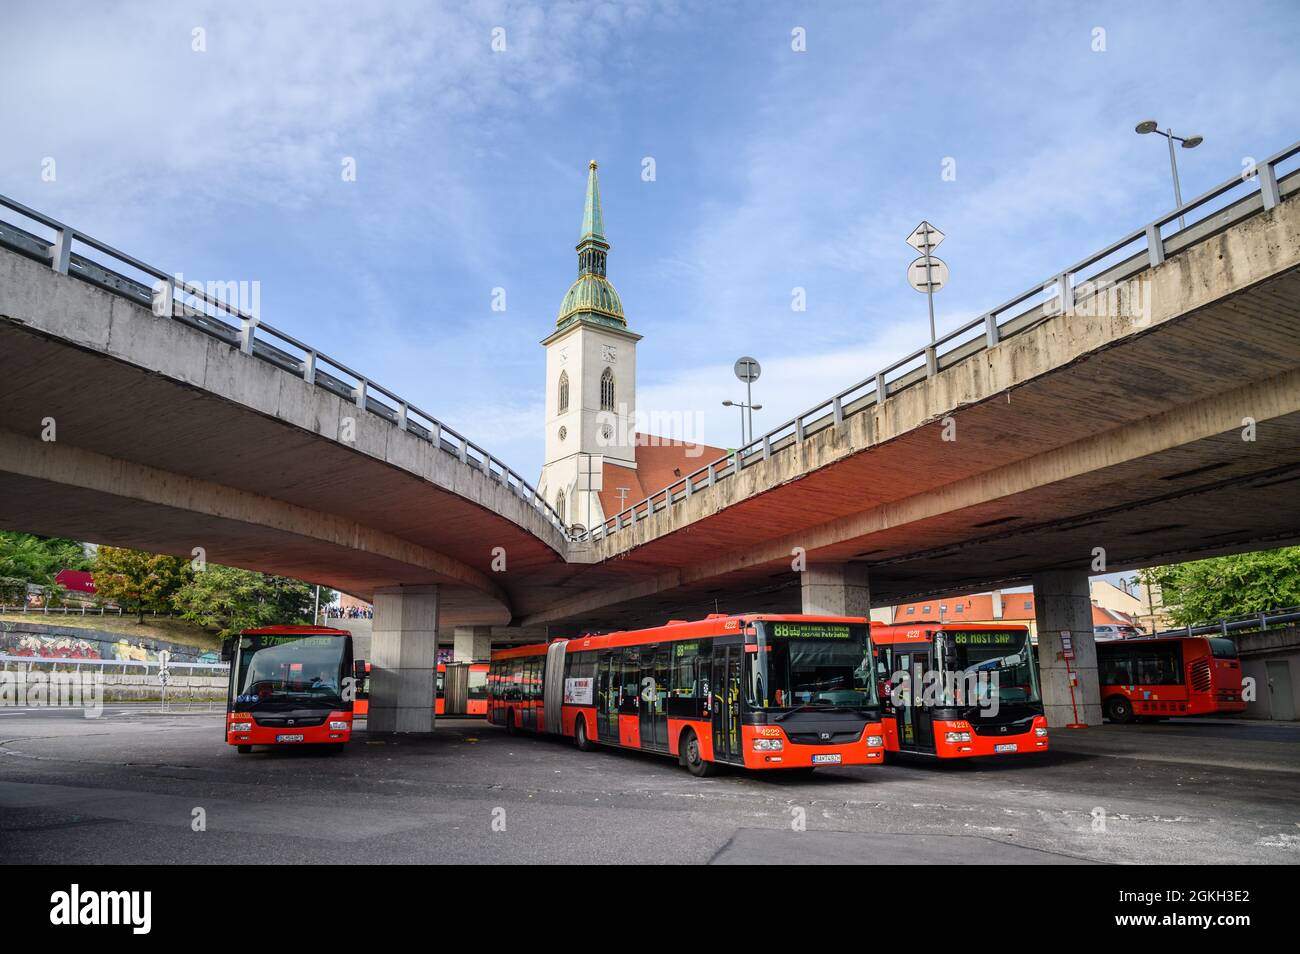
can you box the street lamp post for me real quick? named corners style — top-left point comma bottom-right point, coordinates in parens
top-left (1135, 120), bottom-right (1203, 230)
top-left (722, 399), bottom-right (762, 447)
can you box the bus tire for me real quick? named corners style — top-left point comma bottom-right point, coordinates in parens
top-left (574, 714), bottom-right (594, 751)
top-left (681, 729), bottom-right (717, 778)
top-left (237, 745), bottom-right (252, 754)
top-left (1105, 696), bottom-right (1134, 724)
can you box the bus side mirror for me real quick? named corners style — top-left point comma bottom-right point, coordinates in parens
top-left (220, 637), bottom-right (235, 663)
top-left (353, 659), bottom-right (367, 682)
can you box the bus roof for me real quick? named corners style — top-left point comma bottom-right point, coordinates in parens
top-left (239, 625), bottom-right (350, 636)
top-left (491, 613), bottom-right (869, 661)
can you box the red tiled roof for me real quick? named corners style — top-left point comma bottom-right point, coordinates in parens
top-left (596, 433), bottom-right (728, 521)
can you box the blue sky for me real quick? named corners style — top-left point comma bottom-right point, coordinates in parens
top-left (3, 0), bottom-right (1298, 477)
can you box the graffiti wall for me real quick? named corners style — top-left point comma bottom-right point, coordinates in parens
top-left (0, 622), bottom-right (205, 662)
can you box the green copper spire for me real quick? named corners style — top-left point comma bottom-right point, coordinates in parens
top-left (581, 159), bottom-right (605, 242)
top-left (556, 160), bottom-right (625, 329)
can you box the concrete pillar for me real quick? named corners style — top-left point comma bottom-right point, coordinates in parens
top-left (801, 562), bottom-right (871, 617)
top-left (1032, 570), bottom-right (1102, 727)
top-left (453, 625), bottom-right (493, 662)
top-left (369, 584), bottom-right (439, 733)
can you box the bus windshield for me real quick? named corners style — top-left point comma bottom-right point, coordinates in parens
top-left (935, 629), bottom-right (1041, 707)
top-left (748, 621), bottom-right (878, 710)
top-left (233, 634), bottom-right (348, 712)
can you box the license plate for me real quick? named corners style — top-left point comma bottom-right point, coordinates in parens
top-left (276, 734), bottom-right (304, 743)
top-left (811, 753), bottom-right (842, 764)
top-left (994, 743), bottom-right (1018, 753)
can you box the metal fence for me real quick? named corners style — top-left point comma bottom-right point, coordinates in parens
top-left (0, 604), bottom-right (180, 618)
top-left (0, 653), bottom-right (228, 675)
top-left (0, 194), bottom-right (569, 537)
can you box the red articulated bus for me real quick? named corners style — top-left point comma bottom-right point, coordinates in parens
top-left (1096, 635), bottom-right (1245, 723)
top-left (223, 626), bottom-right (356, 754)
top-left (872, 622), bottom-right (1049, 759)
top-left (489, 614), bottom-right (885, 777)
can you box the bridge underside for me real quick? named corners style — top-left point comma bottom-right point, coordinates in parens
top-left (0, 314), bottom-right (563, 627)
top-left (513, 255), bottom-right (1300, 633)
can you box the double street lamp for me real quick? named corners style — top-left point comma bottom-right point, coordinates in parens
top-left (1135, 120), bottom-right (1203, 230)
top-left (722, 399), bottom-right (762, 447)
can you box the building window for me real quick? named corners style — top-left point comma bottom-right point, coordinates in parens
top-left (922, 605), bottom-right (931, 614)
top-left (555, 489), bottom-right (566, 522)
top-left (906, 607), bottom-right (915, 615)
top-left (954, 604), bottom-right (964, 613)
top-left (600, 367), bottom-right (615, 411)
top-left (1023, 600), bottom-right (1032, 610)
top-left (558, 371), bottom-right (569, 414)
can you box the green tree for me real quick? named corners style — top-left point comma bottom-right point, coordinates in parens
top-left (171, 564), bottom-right (325, 638)
top-left (1140, 546), bottom-right (1300, 626)
top-left (0, 532), bottom-right (91, 587)
top-left (92, 546), bottom-right (191, 623)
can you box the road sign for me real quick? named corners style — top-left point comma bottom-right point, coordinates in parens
top-left (1060, 629), bottom-right (1075, 660)
top-left (733, 356), bottom-right (761, 383)
top-left (907, 255), bottom-right (949, 293)
top-left (906, 221), bottom-right (945, 253)
top-left (158, 669), bottom-right (170, 686)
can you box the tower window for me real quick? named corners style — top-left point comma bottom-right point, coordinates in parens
top-left (600, 367), bottom-right (615, 411)
top-left (558, 371), bottom-right (569, 414)
top-left (555, 489), bottom-right (566, 522)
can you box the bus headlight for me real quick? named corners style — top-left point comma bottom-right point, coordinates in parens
top-left (752, 739), bottom-right (784, 751)
top-left (945, 731), bottom-right (971, 743)
top-left (229, 722), bottom-right (251, 732)
top-left (1035, 727), bottom-right (1048, 737)
top-left (867, 735), bottom-right (884, 747)
top-left (329, 721), bottom-right (350, 730)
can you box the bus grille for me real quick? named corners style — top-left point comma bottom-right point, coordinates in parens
top-left (1190, 658), bottom-right (1212, 693)
top-left (787, 730), bottom-right (862, 746)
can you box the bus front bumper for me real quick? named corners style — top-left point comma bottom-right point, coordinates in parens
top-left (741, 723), bottom-right (886, 769)
top-left (226, 712), bottom-right (353, 747)
top-left (932, 716), bottom-right (1049, 758)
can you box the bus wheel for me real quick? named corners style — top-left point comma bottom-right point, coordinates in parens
top-left (1106, 696), bottom-right (1134, 724)
top-left (574, 715), bottom-right (594, 751)
top-left (237, 745), bottom-right (252, 754)
top-left (681, 729), bottom-right (717, 778)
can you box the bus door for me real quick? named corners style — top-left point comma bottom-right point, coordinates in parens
top-left (639, 647), bottom-right (669, 752)
top-left (895, 651), bottom-right (936, 752)
top-left (711, 645), bottom-right (743, 763)
top-left (597, 652), bottom-right (619, 742)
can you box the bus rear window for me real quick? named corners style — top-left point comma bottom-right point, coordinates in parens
top-left (1208, 638), bottom-right (1238, 659)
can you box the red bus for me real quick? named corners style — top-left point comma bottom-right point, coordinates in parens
top-left (489, 614), bottom-right (885, 777)
top-left (437, 662), bottom-right (490, 716)
top-left (872, 622), bottom-right (1049, 759)
top-left (223, 626), bottom-right (357, 754)
top-left (352, 661), bottom-right (489, 717)
top-left (1097, 635), bottom-right (1245, 723)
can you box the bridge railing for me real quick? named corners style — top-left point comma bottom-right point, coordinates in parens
top-left (0, 196), bottom-right (569, 537)
top-left (582, 139), bottom-right (1300, 544)
top-left (1150, 605), bottom-right (1300, 640)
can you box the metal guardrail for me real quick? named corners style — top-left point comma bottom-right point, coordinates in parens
top-left (0, 653), bottom-right (228, 673)
top-left (0, 197), bottom-right (569, 537)
top-left (0, 604), bottom-right (178, 618)
top-left (573, 140), bottom-right (1300, 544)
top-left (1152, 606), bottom-right (1300, 640)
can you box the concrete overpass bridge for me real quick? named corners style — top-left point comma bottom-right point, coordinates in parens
top-left (2, 140), bottom-right (1298, 728)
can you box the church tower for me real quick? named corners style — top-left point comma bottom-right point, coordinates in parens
top-left (539, 161), bottom-right (641, 531)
